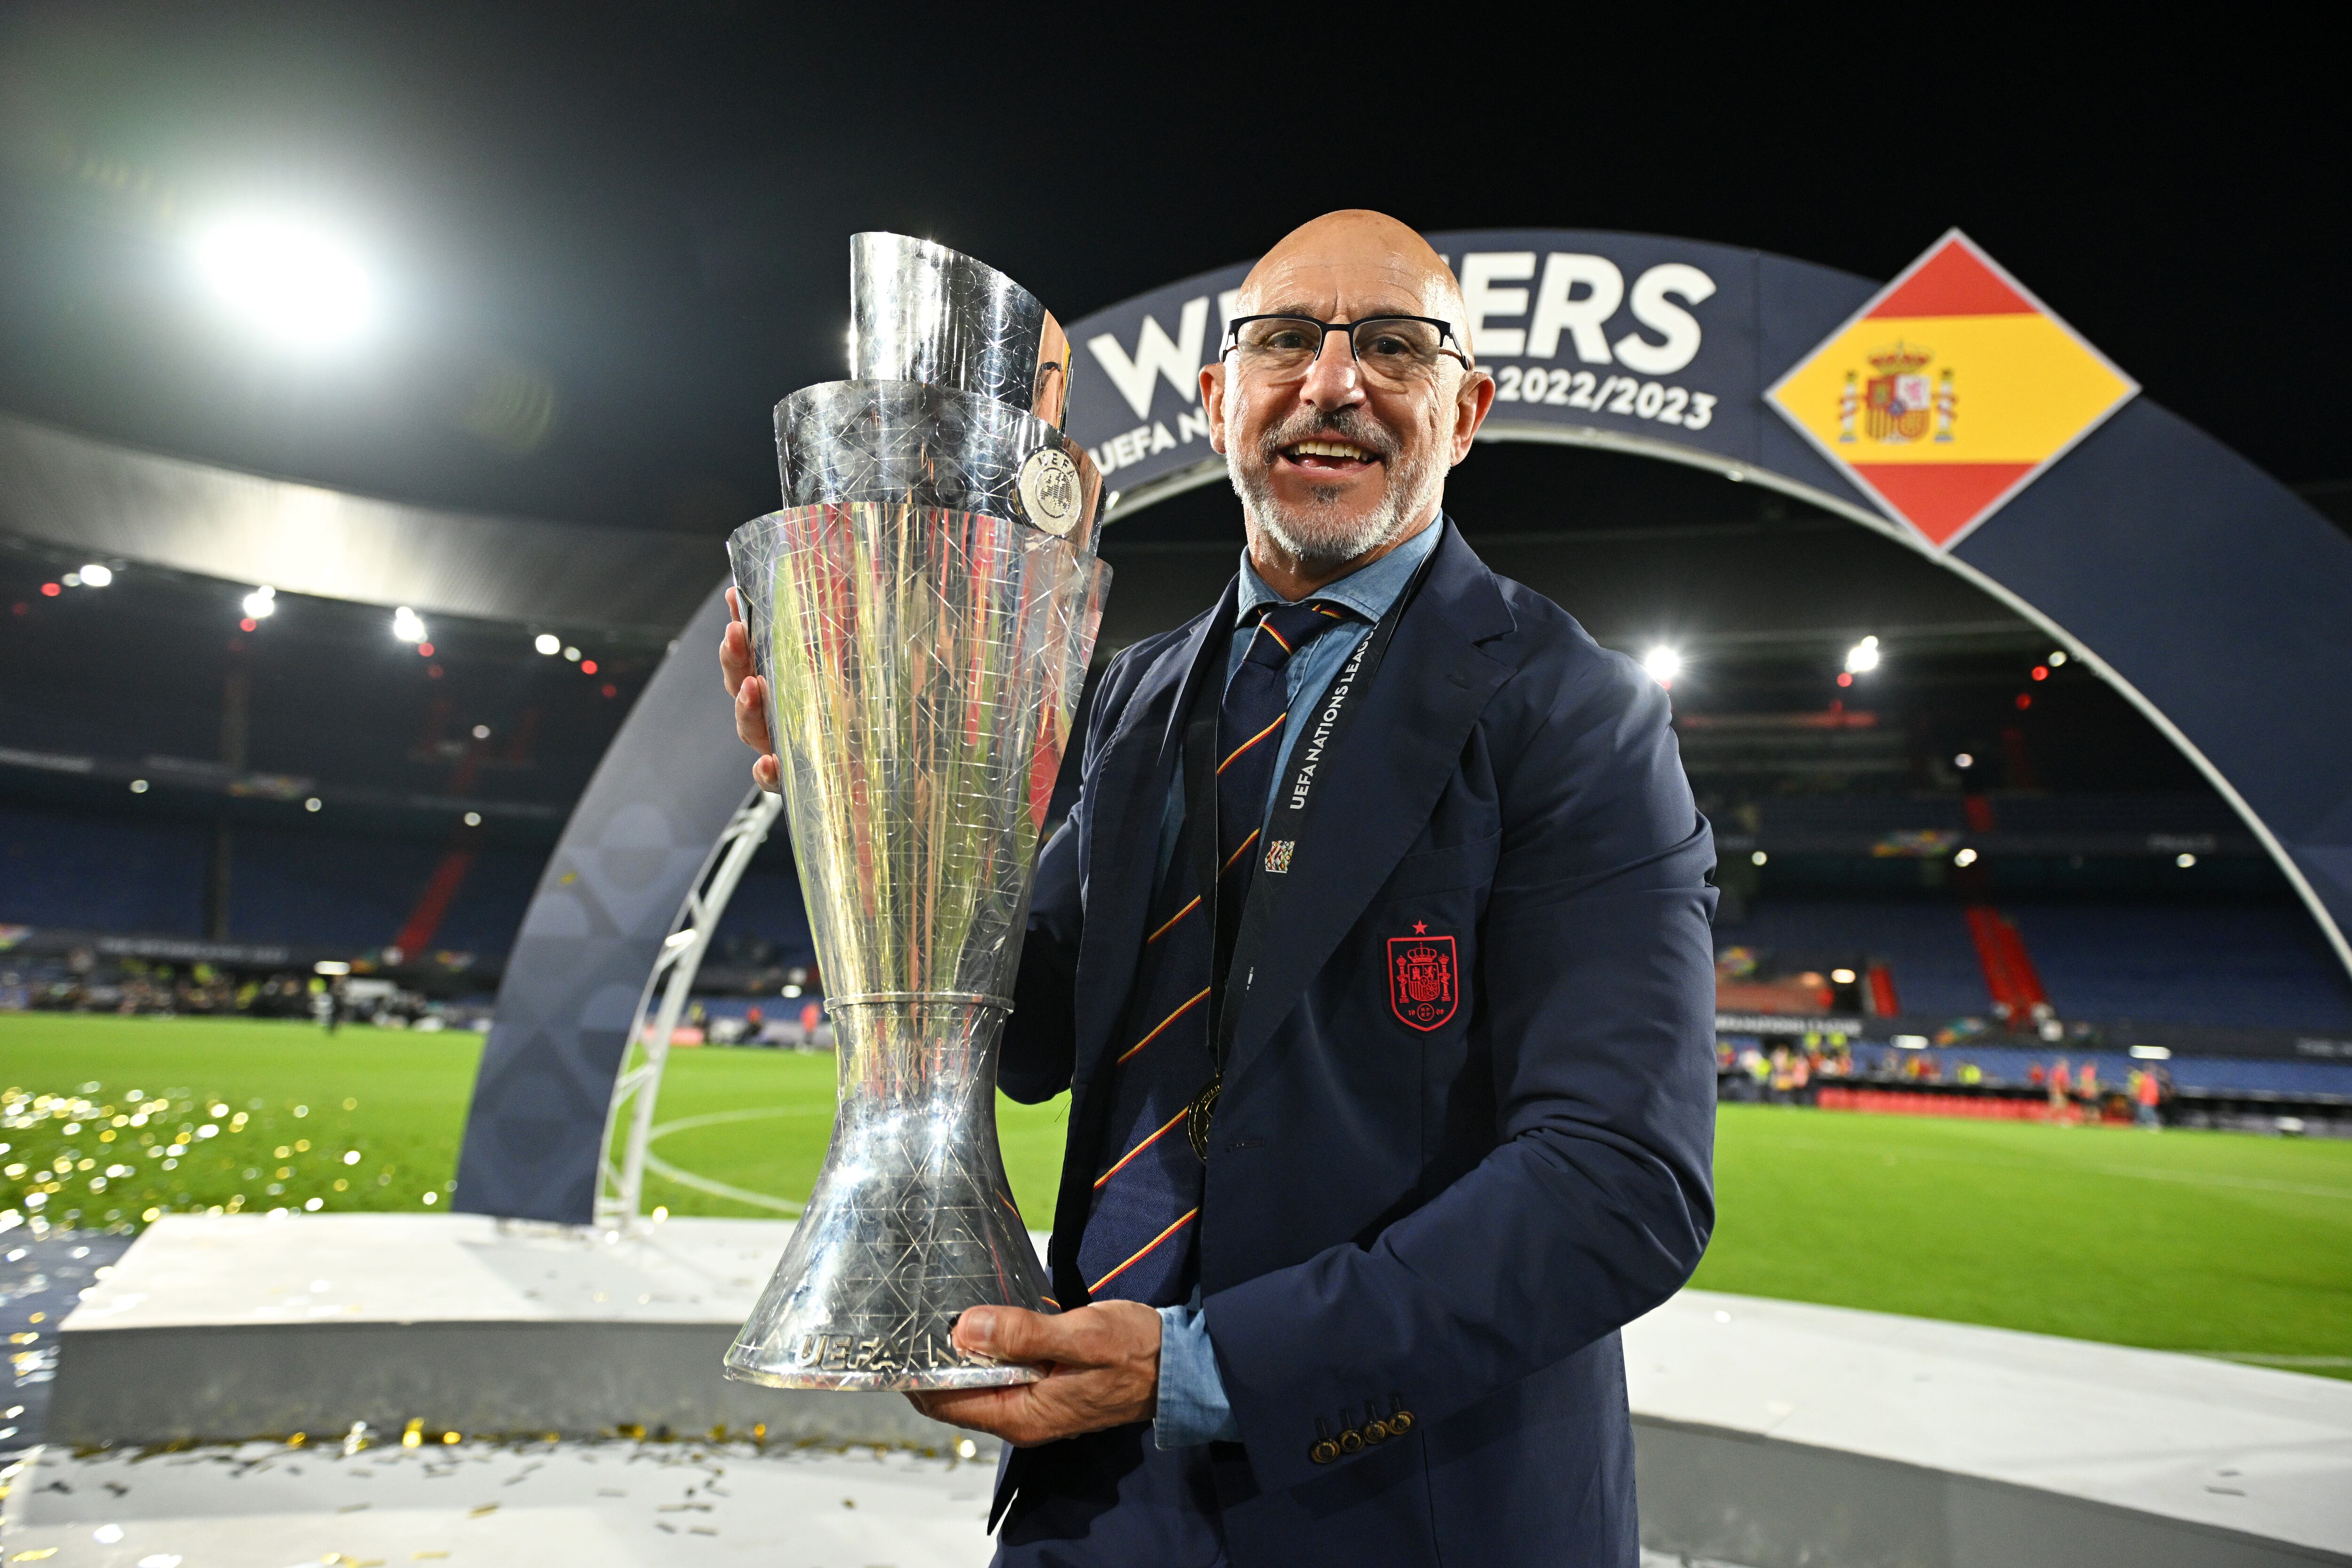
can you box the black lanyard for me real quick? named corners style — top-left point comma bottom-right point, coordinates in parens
top-left (1176, 545), bottom-right (1435, 1155)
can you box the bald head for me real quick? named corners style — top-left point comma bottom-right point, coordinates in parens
top-left (1203, 208), bottom-right (1495, 598)
top-left (1237, 210), bottom-right (1471, 360)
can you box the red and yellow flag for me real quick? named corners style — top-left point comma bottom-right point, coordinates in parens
top-left (1767, 230), bottom-right (2137, 550)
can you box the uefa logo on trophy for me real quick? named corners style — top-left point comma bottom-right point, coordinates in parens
top-left (722, 236), bottom-right (1108, 1389)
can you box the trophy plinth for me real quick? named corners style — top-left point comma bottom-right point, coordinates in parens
top-left (723, 237), bottom-right (1106, 1391)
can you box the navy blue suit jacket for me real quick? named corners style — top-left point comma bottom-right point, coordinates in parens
top-left (995, 521), bottom-right (1719, 1566)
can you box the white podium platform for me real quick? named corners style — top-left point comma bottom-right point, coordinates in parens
top-left (32, 1213), bottom-right (2352, 1568)
top-left (48, 1211), bottom-right (958, 1450)
top-left (1624, 1291), bottom-right (2352, 1568)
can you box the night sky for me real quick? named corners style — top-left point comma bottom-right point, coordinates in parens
top-left (1, 5), bottom-right (2341, 535)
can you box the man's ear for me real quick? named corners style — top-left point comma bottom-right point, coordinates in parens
top-left (1449, 368), bottom-right (1496, 467)
top-left (1202, 362), bottom-right (1229, 455)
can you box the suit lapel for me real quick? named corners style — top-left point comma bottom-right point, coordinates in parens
top-left (1221, 523), bottom-right (1517, 1096)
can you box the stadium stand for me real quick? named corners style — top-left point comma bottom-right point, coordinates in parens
top-left (0, 800), bottom-right (541, 958)
top-left (705, 861), bottom-right (818, 974)
top-left (1728, 898), bottom-right (1991, 1016)
top-left (2008, 901), bottom-right (2352, 1031)
top-left (1721, 892), bottom-right (2352, 1035)
top-left (0, 802), bottom-right (209, 936)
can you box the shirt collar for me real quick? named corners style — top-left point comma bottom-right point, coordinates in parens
top-left (1234, 513), bottom-right (1445, 626)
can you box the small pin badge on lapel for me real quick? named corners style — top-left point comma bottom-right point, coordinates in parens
top-left (1263, 839), bottom-right (1296, 875)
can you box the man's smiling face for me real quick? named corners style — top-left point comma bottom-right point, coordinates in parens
top-left (1203, 211), bottom-right (1493, 584)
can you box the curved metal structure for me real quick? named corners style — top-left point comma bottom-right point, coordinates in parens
top-left (595, 786), bottom-right (782, 1231)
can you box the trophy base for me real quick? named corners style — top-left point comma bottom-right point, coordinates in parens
top-left (723, 1000), bottom-right (1058, 1396)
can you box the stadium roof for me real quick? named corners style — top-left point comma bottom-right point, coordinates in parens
top-left (0, 413), bottom-right (723, 637)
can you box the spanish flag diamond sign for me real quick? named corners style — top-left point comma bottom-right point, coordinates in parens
top-left (1766, 230), bottom-right (2138, 550)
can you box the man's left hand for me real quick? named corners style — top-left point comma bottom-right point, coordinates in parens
top-left (906, 1301), bottom-right (1160, 1447)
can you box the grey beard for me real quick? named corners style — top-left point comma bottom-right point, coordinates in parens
top-left (1227, 430), bottom-right (1442, 570)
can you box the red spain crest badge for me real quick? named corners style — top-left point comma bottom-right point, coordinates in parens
top-left (1387, 926), bottom-right (1459, 1031)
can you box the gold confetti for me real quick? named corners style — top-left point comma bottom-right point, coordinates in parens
top-left (468, 1504), bottom-right (499, 1517)
top-left (11, 1552), bottom-right (60, 1562)
top-left (413, 1556), bottom-right (450, 1562)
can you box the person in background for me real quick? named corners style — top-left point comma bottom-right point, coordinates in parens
top-left (2134, 1065), bottom-right (2163, 1130)
top-left (2048, 1057), bottom-right (2072, 1122)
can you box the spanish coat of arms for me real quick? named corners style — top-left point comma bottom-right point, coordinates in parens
top-left (1387, 929), bottom-right (1460, 1031)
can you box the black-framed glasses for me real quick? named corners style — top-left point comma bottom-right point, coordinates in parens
top-left (1222, 314), bottom-right (1472, 386)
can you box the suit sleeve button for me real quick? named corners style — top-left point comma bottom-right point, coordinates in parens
top-left (1337, 1429), bottom-right (1364, 1455)
top-left (1362, 1419), bottom-right (1391, 1444)
top-left (1309, 1440), bottom-right (1339, 1465)
top-left (1390, 1409), bottom-right (1415, 1435)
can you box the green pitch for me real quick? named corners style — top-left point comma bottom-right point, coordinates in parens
top-left (3, 1014), bottom-right (2346, 1377)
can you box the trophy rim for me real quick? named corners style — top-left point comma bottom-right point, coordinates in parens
top-left (851, 230), bottom-right (1051, 328)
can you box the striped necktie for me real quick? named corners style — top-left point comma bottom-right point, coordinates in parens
top-left (1075, 598), bottom-right (1357, 1306)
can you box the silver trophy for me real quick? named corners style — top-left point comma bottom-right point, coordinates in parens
top-left (723, 236), bottom-right (1108, 1390)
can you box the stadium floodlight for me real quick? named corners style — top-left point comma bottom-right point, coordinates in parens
top-left (1954, 752), bottom-right (1974, 769)
top-left (79, 563), bottom-right (113, 587)
top-left (1953, 846), bottom-right (1979, 867)
top-left (1891, 1034), bottom-right (1929, 1050)
top-left (314, 960), bottom-right (351, 976)
top-left (1844, 635), bottom-right (1880, 674)
top-left (304, 796), bottom-right (322, 812)
top-left (128, 779), bottom-right (149, 794)
top-left (534, 633), bottom-right (561, 656)
top-left (463, 811), bottom-right (483, 827)
top-left (472, 724), bottom-right (491, 740)
top-left (2048, 650), bottom-right (2069, 667)
top-left (191, 214), bottom-right (378, 350)
top-left (242, 585), bottom-right (277, 619)
top-left (1641, 645), bottom-right (1682, 686)
top-left (1749, 850), bottom-right (1768, 867)
top-left (2176, 852), bottom-right (2197, 868)
top-left (1831, 967), bottom-right (1857, 985)
top-left (563, 645), bottom-right (582, 662)
top-left (2129, 1044), bottom-right (2172, 1060)
top-left (392, 605), bottom-right (427, 643)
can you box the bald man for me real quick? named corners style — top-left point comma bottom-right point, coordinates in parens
top-left (726, 210), bottom-right (1720, 1566)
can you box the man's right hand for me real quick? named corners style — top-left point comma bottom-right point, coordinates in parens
top-left (720, 586), bottom-right (781, 794)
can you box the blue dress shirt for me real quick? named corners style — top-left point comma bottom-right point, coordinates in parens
top-left (1148, 516), bottom-right (1442, 1449)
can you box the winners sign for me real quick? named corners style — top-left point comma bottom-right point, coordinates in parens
top-left (1064, 229), bottom-right (1767, 500)
top-left (1062, 227), bottom-right (2135, 563)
